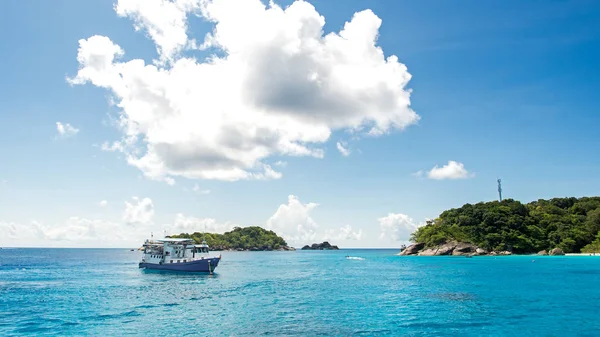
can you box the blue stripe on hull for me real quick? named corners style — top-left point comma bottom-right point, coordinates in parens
top-left (139, 257), bottom-right (220, 272)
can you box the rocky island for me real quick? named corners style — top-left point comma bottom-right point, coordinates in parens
top-left (301, 241), bottom-right (339, 250)
top-left (169, 226), bottom-right (295, 251)
top-left (399, 241), bottom-right (567, 256)
top-left (401, 197), bottom-right (600, 256)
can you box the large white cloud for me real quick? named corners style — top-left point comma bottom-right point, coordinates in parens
top-left (68, 0), bottom-right (418, 183)
top-left (114, 0), bottom-right (201, 63)
top-left (379, 213), bottom-right (420, 242)
top-left (266, 194), bottom-right (318, 244)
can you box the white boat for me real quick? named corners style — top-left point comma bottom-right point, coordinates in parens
top-left (138, 238), bottom-right (221, 273)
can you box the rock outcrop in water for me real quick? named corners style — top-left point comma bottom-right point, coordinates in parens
top-left (400, 241), bottom-right (574, 257)
top-left (301, 241), bottom-right (339, 250)
top-left (399, 241), bottom-right (495, 256)
top-left (398, 242), bottom-right (424, 255)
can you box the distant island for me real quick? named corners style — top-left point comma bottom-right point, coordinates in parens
top-left (169, 226), bottom-right (295, 251)
top-left (401, 197), bottom-right (600, 256)
top-left (301, 241), bottom-right (339, 250)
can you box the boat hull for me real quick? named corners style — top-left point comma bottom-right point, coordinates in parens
top-left (139, 257), bottom-right (220, 272)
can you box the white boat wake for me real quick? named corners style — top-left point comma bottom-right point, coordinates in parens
top-left (345, 256), bottom-right (365, 260)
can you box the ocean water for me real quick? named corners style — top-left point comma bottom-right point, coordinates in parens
top-left (1, 249), bottom-right (599, 336)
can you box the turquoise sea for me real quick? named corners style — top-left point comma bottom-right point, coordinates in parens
top-left (1, 248), bottom-right (599, 336)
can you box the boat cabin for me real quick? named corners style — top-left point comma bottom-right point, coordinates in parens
top-left (141, 238), bottom-right (212, 265)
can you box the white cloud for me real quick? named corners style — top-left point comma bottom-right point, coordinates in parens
top-left (0, 221), bottom-right (42, 242)
top-left (192, 184), bottom-right (211, 194)
top-left (0, 198), bottom-right (215, 248)
top-left (67, 0), bottom-right (418, 183)
top-left (168, 213), bottom-right (236, 234)
top-left (274, 160), bottom-right (287, 167)
top-left (114, 0), bottom-right (202, 63)
top-left (412, 170), bottom-right (424, 178)
top-left (336, 141), bottom-right (350, 156)
top-left (324, 224), bottom-right (362, 241)
top-left (1, 194), bottom-right (380, 248)
top-left (99, 200), bottom-right (108, 207)
top-left (123, 197), bottom-right (155, 224)
top-left (379, 213), bottom-right (420, 242)
top-left (56, 122), bottom-right (79, 138)
top-left (266, 195), bottom-right (319, 244)
top-left (426, 160), bottom-right (473, 180)
top-left (41, 217), bottom-right (118, 242)
top-left (101, 141), bottom-right (124, 152)
top-left (0, 218), bottom-right (144, 248)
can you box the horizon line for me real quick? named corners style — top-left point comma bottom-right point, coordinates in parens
top-left (0, 246), bottom-right (402, 250)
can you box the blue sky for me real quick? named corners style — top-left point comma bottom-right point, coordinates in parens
top-left (0, 0), bottom-right (599, 248)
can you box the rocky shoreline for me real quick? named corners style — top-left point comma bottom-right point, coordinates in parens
top-left (399, 241), bottom-right (566, 256)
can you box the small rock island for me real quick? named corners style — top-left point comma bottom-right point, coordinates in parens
top-left (301, 241), bottom-right (339, 250)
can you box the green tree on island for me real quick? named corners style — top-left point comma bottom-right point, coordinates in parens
top-left (581, 231), bottom-right (600, 253)
top-left (411, 197), bottom-right (600, 254)
top-left (169, 226), bottom-right (289, 251)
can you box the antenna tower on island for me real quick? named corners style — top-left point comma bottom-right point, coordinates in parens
top-left (497, 178), bottom-right (503, 202)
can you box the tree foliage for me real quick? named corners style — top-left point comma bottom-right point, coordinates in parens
top-left (411, 197), bottom-right (600, 254)
top-left (168, 226), bottom-right (288, 251)
top-left (582, 231), bottom-right (600, 253)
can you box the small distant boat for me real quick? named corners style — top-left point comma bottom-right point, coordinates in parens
top-left (138, 238), bottom-right (221, 273)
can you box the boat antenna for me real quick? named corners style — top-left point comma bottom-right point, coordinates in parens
top-left (151, 231), bottom-right (153, 239)
top-left (497, 178), bottom-right (503, 202)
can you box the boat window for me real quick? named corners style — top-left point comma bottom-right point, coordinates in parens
top-left (170, 260), bottom-right (173, 263)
